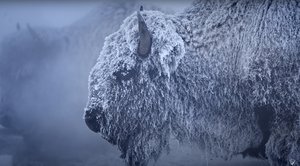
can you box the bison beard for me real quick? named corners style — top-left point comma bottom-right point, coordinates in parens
top-left (85, 1), bottom-right (300, 166)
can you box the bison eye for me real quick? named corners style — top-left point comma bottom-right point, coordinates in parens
top-left (113, 68), bottom-right (137, 83)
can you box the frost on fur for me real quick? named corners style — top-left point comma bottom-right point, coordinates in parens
top-left (85, 1), bottom-right (300, 166)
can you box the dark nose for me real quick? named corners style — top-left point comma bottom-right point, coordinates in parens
top-left (84, 108), bottom-right (101, 133)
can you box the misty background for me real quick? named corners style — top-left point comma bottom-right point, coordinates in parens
top-left (0, 1), bottom-right (268, 166)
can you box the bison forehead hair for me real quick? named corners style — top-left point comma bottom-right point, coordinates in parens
top-left (84, 11), bottom-right (186, 164)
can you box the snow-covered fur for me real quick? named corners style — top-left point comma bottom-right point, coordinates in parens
top-left (85, 1), bottom-right (300, 166)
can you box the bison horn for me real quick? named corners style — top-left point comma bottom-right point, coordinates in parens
top-left (137, 8), bottom-right (152, 58)
top-left (27, 24), bottom-right (43, 43)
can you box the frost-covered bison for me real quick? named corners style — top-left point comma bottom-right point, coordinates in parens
top-left (84, 1), bottom-right (300, 166)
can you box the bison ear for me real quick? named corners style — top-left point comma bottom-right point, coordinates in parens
top-left (137, 8), bottom-right (152, 58)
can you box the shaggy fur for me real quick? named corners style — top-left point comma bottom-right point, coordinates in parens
top-left (85, 1), bottom-right (300, 166)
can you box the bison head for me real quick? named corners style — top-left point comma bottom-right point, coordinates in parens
top-left (84, 10), bottom-right (185, 165)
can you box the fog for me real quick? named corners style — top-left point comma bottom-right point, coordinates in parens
top-left (0, 1), bottom-right (268, 166)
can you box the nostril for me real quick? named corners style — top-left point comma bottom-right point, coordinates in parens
top-left (84, 108), bottom-right (101, 133)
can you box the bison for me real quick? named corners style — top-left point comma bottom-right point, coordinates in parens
top-left (84, 1), bottom-right (300, 166)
